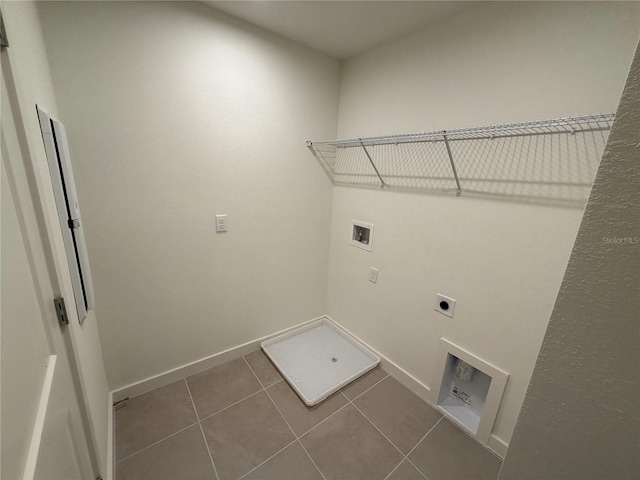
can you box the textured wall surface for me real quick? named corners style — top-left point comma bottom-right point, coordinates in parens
top-left (38, 1), bottom-right (340, 389)
top-left (328, 1), bottom-right (639, 450)
top-left (500, 43), bottom-right (640, 479)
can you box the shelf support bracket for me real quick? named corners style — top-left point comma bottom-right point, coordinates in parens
top-left (442, 132), bottom-right (462, 196)
top-left (359, 139), bottom-right (385, 188)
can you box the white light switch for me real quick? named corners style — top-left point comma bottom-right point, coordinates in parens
top-left (215, 214), bottom-right (227, 233)
top-left (369, 267), bottom-right (378, 284)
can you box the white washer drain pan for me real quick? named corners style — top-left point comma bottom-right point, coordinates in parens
top-left (262, 318), bottom-right (380, 406)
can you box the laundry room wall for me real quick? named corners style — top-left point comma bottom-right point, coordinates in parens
top-left (38, 1), bottom-right (340, 390)
top-left (326, 1), bottom-right (640, 452)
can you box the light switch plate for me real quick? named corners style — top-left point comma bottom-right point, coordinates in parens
top-left (369, 267), bottom-right (378, 284)
top-left (215, 214), bottom-right (227, 232)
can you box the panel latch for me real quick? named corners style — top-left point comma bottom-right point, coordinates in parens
top-left (54, 297), bottom-right (69, 325)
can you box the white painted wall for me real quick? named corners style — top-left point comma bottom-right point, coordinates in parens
top-left (38, 1), bottom-right (340, 390)
top-left (500, 42), bottom-right (639, 480)
top-left (328, 1), bottom-right (639, 450)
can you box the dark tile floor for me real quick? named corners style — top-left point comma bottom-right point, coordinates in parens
top-left (115, 350), bottom-right (502, 480)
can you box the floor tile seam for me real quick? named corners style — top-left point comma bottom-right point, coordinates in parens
top-left (405, 416), bottom-right (444, 459)
top-left (383, 459), bottom-right (404, 480)
top-left (384, 375), bottom-right (436, 410)
top-left (296, 439), bottom-right (328, 480)
top-left (346, 372), bottom-right (390, 402)
top-left (400, 416), bottom-right (445, 480)
top-left (262, 385), bottom-right (300, 441)
top-left (241, 355), bottom-right (268, 390)
top-left (236, 438), bottom-right (299, 480)
top-left (406, 458), bottom-right (431, 480)
top-left (381, 417), bottom-right (443, 480)
top-left (184, 378), bottom-right (220, 480)
top-left (378, 370), bottom-right (504, 462)
top-left (348, 399), bottom-right (406, 457)
top-left (296, 400), bottom-right (353, 439)
top-left (115, 420), bottom-right (199, 465)
top-left (198, 388), bottom-right (265, 423)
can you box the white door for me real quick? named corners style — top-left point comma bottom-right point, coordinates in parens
top-left (1, 12), bottom-right (108, 479)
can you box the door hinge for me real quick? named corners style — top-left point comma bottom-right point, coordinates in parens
top-left (53, 297), bottom-right (69, 325)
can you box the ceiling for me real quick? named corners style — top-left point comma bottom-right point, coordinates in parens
top-left (204, 1), bottom-right (476, 60)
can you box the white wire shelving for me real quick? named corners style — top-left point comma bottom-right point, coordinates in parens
top-left (306, 114), bottom-right (615, 204)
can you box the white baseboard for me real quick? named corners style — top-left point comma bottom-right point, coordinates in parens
top-left (323, 316), bottom-right (431, 400)
top-left (325, 316), bottom-right (508, 459)
top-left (111, 315), bottom-right (326, 402)
top-left (488, 434), bottom-right (509, 458)
top-left (106, 391), bottom-right (114, 480)
top-left (110, 314), bottom-right (509, 459)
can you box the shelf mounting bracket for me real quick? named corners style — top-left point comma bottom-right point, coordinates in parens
top-left (359, 139), bottom-right (385, 189)
top-left (442, 132), bottom-right (462, 196)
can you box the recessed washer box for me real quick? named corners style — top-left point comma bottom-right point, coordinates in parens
top-left (351, 220), bottom-right (373, 251)
top-left (262, 318), bottom-right (380, 406)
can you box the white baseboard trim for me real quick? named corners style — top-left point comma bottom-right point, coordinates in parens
top-left (111, 315), bottom-right (326, 402)
top-left (323, 316), bottom-right (431, 401)
top-left (488, 434), bottom-right (509, 458)
top-left (106, 391), bottom-right (114, 480)
top-left (110, 314), bottom-right (509, 459)
top-left (325, 316), bottom-right (508, 459)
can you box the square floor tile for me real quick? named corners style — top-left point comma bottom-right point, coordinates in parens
top-left (186, 357), bottom-right (262, 419)
top-left (354, 376), bottom-right (441, 454)
top-left (244, 350), bottom-right (283, 387)
top-left (267, 380), bottom-right (348, 436)
top-left (341, 367), bottom-right (388, 400)
top-left (408, 419), bottom-right (502, 480)
top-left (115, 380), bottom-right (197, 460)
top-left (301, 404), bottom-right (403, 480)
top-left (201, 391), bottom-right (295, 480)
top-left (116, 425), bottom-right (215, 480)
top-left (387, 460), bottom-right (427, 480)
top-left (243, 441), bottom-right (322, 480)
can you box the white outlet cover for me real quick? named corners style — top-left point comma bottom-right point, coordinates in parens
top-left (369, 267), bottom-right (378, 284)
top-left (215, 214), bottom-right (227, 232)
top-left (435, 293), bottom-right (456, 318)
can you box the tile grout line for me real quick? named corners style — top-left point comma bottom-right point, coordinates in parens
top-left (348, 399), bottom-right (405, 457)
top-left (348, 380), bottom-right (444, 480)
top-left (241, 355), bottom-right (268, 390)
top-left (396, 417), bottom-right (445, 480)
top-left (345, 372), bottom-right (390, 403)
top-left (115, 420), bottom-right (199, 465)
top-left (262, 388), bottom-right (328, 480)
top-left (184, 378), bottom-right (220, 480)
top-left (236, 439), bottom-right (299, 480)
top-left (406, 458), bottom-right (431, 480)
top-left (191, 354), bottom-right (284, 424)
top-left (241, 355), bottom-right (329, 480)
top-left (242, 355), bottom-right (331, 480)
top-left (197, 389), bottom-right (264, 423)
top-left (296, 439), bottom-right (327, 480)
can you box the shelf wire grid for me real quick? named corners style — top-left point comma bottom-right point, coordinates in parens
top-left (307, 114), bottom-right (614, 205)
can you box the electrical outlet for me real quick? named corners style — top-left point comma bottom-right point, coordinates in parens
top-left (369, 267), bottom-right (378, 284)
top-left (435, 293), bottom-right (456, 317)
top-left (215, 214), bottom-right (227, 233)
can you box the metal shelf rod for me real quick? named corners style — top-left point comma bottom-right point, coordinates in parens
top-left (442, 133), bottom-right (462, 196)
top-left (360, 139), bottom-right (385, 188)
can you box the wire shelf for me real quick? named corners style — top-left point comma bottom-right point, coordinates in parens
top-left (307, 113), bottom-right (614, 205)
